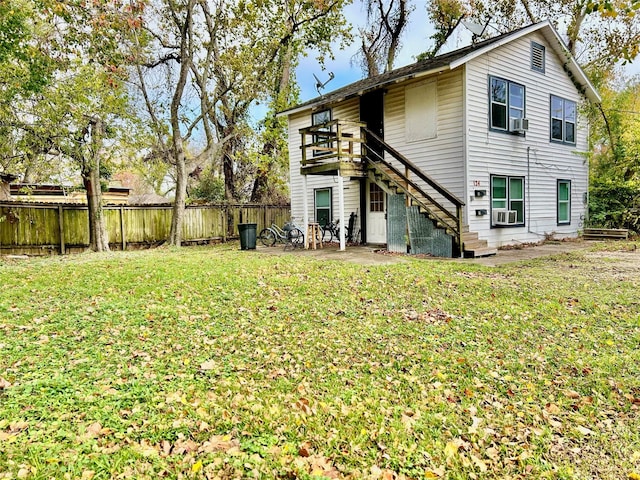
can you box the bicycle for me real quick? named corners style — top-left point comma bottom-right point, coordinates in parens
top-left (259, 221), bottom-right (304, 248)
top-left (322, 212), bottom-right (360, 244)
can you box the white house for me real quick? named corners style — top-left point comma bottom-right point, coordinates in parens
top-left (280, 21), bottom-right (600, 257)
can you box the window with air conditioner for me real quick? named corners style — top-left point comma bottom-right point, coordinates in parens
top-left (489, 76), bottom-right (526, 135)
top-left (491, 175), bottom-right (525, 227)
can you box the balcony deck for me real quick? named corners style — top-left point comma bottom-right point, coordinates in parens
top-left (299, 120), bottom-right (367, 177)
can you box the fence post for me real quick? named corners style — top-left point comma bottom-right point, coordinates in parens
top-left (58, 205), bottom-right (66, 255)
top-left (120, 205), bottom-right (126, 251)
top-left (222, 204), bottom-right (227, 242)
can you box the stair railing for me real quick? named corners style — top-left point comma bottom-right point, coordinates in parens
top-left (361, 127), bottom-right (465, 251)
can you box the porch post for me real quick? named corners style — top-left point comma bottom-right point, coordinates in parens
top-left (338, 173), bottom-right (345, 251)
top-left (302, 174), bottom-right (309, 235)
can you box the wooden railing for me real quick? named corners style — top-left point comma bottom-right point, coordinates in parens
top-left (299, 120), bottom-right (365, 165)
top-left (298, 119), bottom-right (465, 251)
top-left (361, 127), bottom-right (465, 251)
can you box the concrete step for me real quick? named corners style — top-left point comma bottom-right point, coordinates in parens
top-left (464, 247), bottom-right (498, 258)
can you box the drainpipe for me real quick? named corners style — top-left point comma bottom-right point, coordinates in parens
top-left (527, 146), bottom-right (531, 233)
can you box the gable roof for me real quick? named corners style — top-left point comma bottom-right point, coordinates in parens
top-left (280, 20), bottom-right (600, 116)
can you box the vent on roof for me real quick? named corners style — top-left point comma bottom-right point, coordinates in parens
top-left (531, 42), bottom-right (545, 73)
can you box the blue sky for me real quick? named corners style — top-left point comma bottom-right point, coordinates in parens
top-left (294, 2), bottom-right (640, 103)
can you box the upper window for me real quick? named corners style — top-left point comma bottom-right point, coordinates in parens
top-left (550, 96), bottom-right (576, 145)
top-left (491, 175), bottom-right (525, 227)
top-left (557, 180), bottom-right (571, 225)
top-left (312, 109), bottom-right (332, 156)
top-left (315, 188), bottom-right (332, 227)
top-left (531, 42), bottom-right (545, 73)
top-left (489, 76), bottom-right (525, 133)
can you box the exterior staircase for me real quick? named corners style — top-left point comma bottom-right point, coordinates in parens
top-left (297, 120), bottom-right (496, 258)
top-left (361, 128), bottom-right (495, 259)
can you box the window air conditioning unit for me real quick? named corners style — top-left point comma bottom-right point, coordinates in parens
top-left (511, 117), bottom-right (529, 132)
top-left (493, 209), bottom-right (518, 225)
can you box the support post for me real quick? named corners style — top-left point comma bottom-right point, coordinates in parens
top-left (338, 173), bottom-right (345, 251)
top-left (120, 205), bottom-right (126, 251)
top-left (457, 204), bottom-right (464, 258)
top-left (302, 174), bottom-right (309, 237)
top-left (58, 205), bottom-right (65, 255)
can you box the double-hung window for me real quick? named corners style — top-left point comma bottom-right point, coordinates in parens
top-left (315, 188), bottom-right (332, 227)
top-left (312, 109), bottom-right (332, 157)
top-left (550, 96), bottom-right (576, 145)
top-left (557, 180), bottom-right (571, 225)
top-left (491, 175), bottom-right (525, 226)
top-left (489, 76), bottom-right (525, 133)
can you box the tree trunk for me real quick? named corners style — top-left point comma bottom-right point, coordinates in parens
top-left (169, 145), bottom-right (187, 246)
top-left (83, 118), bottom-right (109, 252)
top-left (167, 0), bottom-right (194, 246)
top-left (83, 164), bottom-right (109, 252)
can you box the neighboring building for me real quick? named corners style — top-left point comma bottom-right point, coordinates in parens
top-left (8, 184), bottom-right (130, 205)
top-left (280, 21), bottom-right (599, 257)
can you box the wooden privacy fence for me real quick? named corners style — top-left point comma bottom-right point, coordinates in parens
top-left (0, 202), bottom-right (291, 255)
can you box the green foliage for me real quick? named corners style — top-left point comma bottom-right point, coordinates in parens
top-left (424, 0), bottom-right (640, 69)
top-left (189, 168), bottom-right (225, 203)
top-left (588, 178), bottom-right (640, 232)
top-left (0, 244), bottom-right (639, 478)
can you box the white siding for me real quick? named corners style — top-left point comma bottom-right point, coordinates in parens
top-left (464, 32), bottom-right (589, 247)
top-left (384, 70), bottom-right (466, 204)
top-left (288, 99), bottom-right (362, 225)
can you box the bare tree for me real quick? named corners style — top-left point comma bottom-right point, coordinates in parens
top-left (357, 0), bottom-right (412, 77)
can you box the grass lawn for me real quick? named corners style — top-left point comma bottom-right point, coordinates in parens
top-left (1, 242), bottom-right (639, 479)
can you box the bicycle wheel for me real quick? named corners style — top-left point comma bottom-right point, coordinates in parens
top-left (288, 228), bottom-right (304, 246)
top-left (259, 228), bottom-right (276, 247)
top-left (322, 227), bottom-right (333, 243)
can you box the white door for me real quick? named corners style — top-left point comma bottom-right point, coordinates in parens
top-left (366, 181), bottom-right (387, 244)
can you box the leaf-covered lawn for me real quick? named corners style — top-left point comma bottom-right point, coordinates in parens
top-left (1, 243), bottom-right (639, 479)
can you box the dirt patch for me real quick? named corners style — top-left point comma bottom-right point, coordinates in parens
top-left (581, 250), bottom-right (640, 282)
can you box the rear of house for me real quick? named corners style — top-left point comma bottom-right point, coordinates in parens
top-left (283, 21), bottom-right (598, 257)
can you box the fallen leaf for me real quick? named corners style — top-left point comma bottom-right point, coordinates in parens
top-left (86, 422), bottom-right (102, 438)
top-left (200, 360), bottom-right (216, 370)
top-left (576, 425), bottom-right (595, 436)
top-left (565, 390), bottom-right (581, 399)
top-left (444, 439), bottom-right (465, 458)
top-left (0, 377), bottom-right (12, 389)
top-left (470, 454), bottom-right (487, 472)
top-left (545, 403), bottom-right (560, 414)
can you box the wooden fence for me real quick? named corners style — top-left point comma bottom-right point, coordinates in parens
top-left (0, 202), bottom-right (290, 255)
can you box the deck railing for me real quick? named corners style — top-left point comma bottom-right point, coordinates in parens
top-left (299, 120), bottom-right (366, 166)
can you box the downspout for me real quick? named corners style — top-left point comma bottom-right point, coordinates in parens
top-left (527, 146), bottom-right (531, 233)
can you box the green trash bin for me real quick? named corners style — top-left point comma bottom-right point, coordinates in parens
top-left (238, 223), bottom-right (257, 250)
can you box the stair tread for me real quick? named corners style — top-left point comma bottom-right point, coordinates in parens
top-left (464, 247), bottom-right (498, 258)
top-left (463, 240), bottom-right (489, 249)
